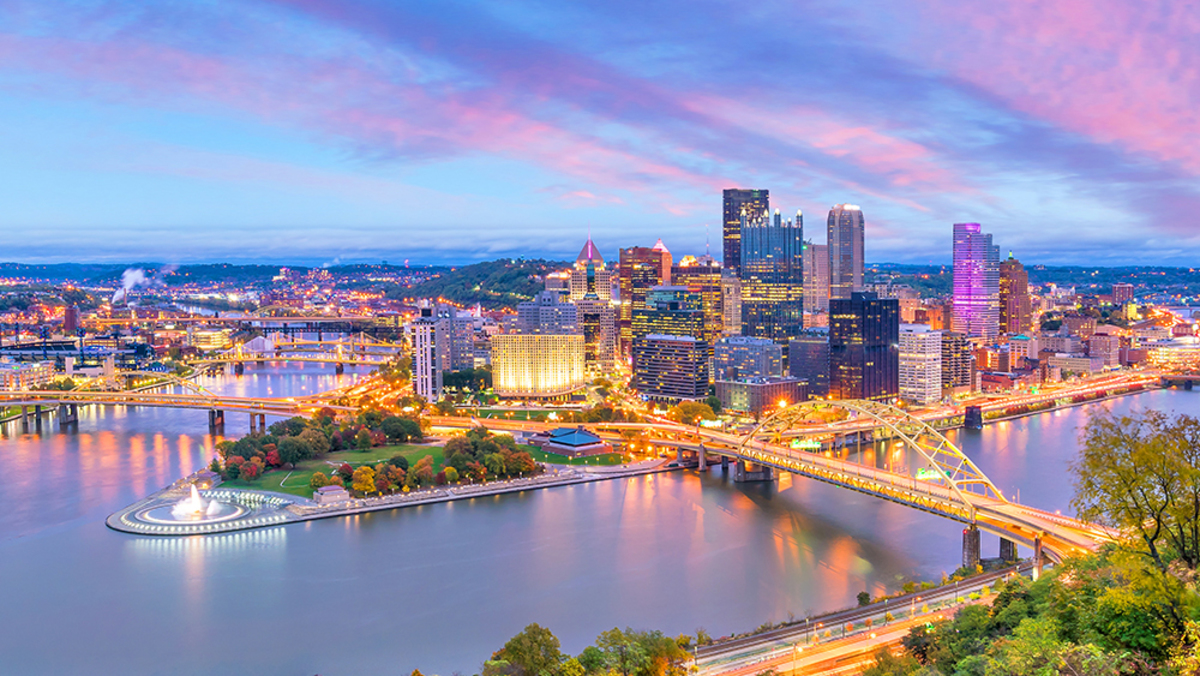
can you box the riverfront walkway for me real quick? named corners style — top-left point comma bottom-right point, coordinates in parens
top-left (107, 458), bottom-right (675, 536)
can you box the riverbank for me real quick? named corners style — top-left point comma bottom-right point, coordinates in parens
top-left (107, 457), bottom-right (678, 536)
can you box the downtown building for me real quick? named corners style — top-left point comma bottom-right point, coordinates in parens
top-left (827, 204), bottom-right (864, 301)
top-left (789, 328), bottom-right (830, 398)
top-left (999, 253), bottom-right (1032, 335)
top-left (567, 237), bottom-right (618, 372)
top-left (739, 208), bottom-right (805, 342)
top-left (722, 188), bottom-right (769, 277)
top-left (829, 292), bottom-right (899, 402)
top-left (631, 334), bottom-right (709, 401)
top-left (899, 324), bottom-right (943, 406)
top-left (617, 241), bottom-right (672, 358)
top-left (952, 223), bottom-right (1000, 340)
top-left (941, 331), bottom-right (975, 394)
top-left (493, 290), bottom-right (586, 398)
top-left (408, 303), bottom-right (450, 401)
top-left (713, 336), bottom-right (784, 380)
top-left (671, 254), bottom-right (725, 347)
top-left (803, 241), bottom-right (830, 313)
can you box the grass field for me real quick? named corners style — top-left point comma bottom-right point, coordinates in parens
top-left (524, 448), bottom-right (627, 466)
top-left (222, 443), bottom-right (445, 498)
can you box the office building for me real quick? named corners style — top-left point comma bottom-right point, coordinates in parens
top-left (789, 328), bottom-right (830, 398)
top-left (517, 290), bottom-right (579, 334)
top-left (803, 241), bottom-right (829, 313)
top-left (714, 336), bottom-right (783, 380)
top-left (999, 254), bottom-right (1032, 335)
top-left (715, 377), bottom-right (807, 417)
top-left (0, 360), bottom-right (54, 391)
top-left (899, 324), bottom-right (943, 405)
top-left (722, 188), bottom-right (769, 276)
top-left (565, 237), bottom-right (617, 370)
top-left (408, 304), bottom-right (449, 401)
top-left (952, 223), bottom-right (1000, 340)
top-left (63, 306), bottom-right (80, 333)
top-left (740, 208), bottom-right (804, 341)
top-left (941, 331), bottom-right (974, 393)
top-left (631, 334), bottom-right (709, 401)
top-left (827, 204), bottom-right (864, 300)
top-left (569, 237), bottom-right (613, 302)
top-left (631, 286), bottom-right (707, 344)
top-left (618, 242), bottom-right (672, 356)
top-left (720, 272), bottom-right (742, 335)
top-left (491, 334), bottom-right (586, 398)
top-left (1112, 283), bottom-right (1135, 305)
top-left (829, 292), bottom-right (899, 402)
top-left (672, 255), bottom-right (724, 346)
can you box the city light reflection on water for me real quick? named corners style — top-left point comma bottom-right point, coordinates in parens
top-left (0, 366), bottom-right (1197, 675)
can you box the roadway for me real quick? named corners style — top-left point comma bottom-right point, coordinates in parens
top-left (0, 390), bottom-right (352, 416)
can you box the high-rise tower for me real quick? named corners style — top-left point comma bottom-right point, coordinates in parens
top-left (722, 189), bottom-right (769, 276)
top-left (827, 204), bottom-right (864, 300)
top-left (952, 223), bottom-right (1000, 339)
top-left (740, 208), bottom-right (804, 342)
top-left (998, 253), bottom-right (1031, 335)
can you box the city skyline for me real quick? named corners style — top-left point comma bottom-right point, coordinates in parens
top-left (0, 1), bottom-right (1197, 265)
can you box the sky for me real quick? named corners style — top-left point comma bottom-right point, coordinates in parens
top-left (0, 0), bottom-right (1198, 266)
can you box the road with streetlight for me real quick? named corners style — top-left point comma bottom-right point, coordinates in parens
top-left (694, 564), bottom-right (1029, 675)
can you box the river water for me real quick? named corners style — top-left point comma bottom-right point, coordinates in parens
top-left (0, 364), bottom-right (1196, 675)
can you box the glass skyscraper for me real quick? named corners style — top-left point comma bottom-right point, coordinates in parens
top-left (722, 188), bottom-right (769, 276)
top-left (827, 204), bottom-right (864, 300)
top-left (952, 223), bottom-right (1000, 340)
top-left (829, 292), bottom-right (899, 402)
top-left (740, 208), bottom-right (804, 342)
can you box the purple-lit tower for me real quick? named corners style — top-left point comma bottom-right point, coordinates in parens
top-left (952, 223), bottom-right (999, 340)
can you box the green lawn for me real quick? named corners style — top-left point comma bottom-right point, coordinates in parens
top-left (222, 443), bottom-right (445, 498)
top-left (525, 448), bottom-right (627, 466)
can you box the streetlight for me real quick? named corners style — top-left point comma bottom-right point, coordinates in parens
top-left (793, 644), bottom-right (801, 673)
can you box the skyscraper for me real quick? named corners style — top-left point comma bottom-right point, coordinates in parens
top-left (827, 204), bottom-right (864, 300)
top-left (722, 189), bottom-right (769, 276)
top-left (952, 223), bottom-right (1000, 339)
top-left (672, 255), bottom-right (724, 346)
top-left (829, 292), bottom-right (899, 402)
top-left (566, 237), bottom-right (617, 371)
top-left (631, 334), bottom-right (709, 401)
top-left (618, 242), bottom-right (672, 357)
top-left (899, 324), bottom-right (943, 405)
top-left (803, 241), bottom-right (829, 313)
top-left (789, 328), bottom-right (830, 398)
top-left (740, 208), bottom-right (804, 342)
top-left (408, 304), bottom-right (449, 402)
top-left (998, 253), bottom-right (1031, 335)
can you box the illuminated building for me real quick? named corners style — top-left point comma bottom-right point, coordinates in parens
top-left (789, 328), bottom-right (830, 398)
top-left (631, 334), bottom-right (708, 401)
top-left (618, 242), bottom-right (671, 356)
top-left (715, 377), bottom-right (807, 417)
top-left (899, 324), bottom-right (942, 405)
top-left (63, 305), bottom-right (80, 333)
top-left (491, 334), bottom-right (586, 398)
top-left (517, 291), bottom-right (578, 334)
top-left (188, 328), bottom-right (232, 350)
top-left (1147, 339), bottom-right (1200, 371)
top-left (671, 255), bottom-right (724, 345)
top-left (952, 223), bottom-right (1000, 339)
top-left (714, 336), bottom-right (783, 379)
top-left (1063, 315), bottom-right (1097, 340)
top-left (720, 272), bottom-right (742, 335)
top-left (941, 331), bottom-right (974, 394)
top-left (722, 188), bottom-right (769, 276)
top-left (829, 292), bottom-right (899, 402)
top-left (0, 360), bottom-right (54, 390)
top-left (632, 286), bottom-right (706, 345)
top-left (803, 241), bottom-right (829, 313)
top-left (1088, 331), bottom-right (1122, 367)
top-left (827, 204), bottom-right (864, 300)
top-left (569, 238), bottom-right (613, 302)
top-left (408, 304), bottom-right (449, 401)
top-left (999, 254), bottom-right (1032, 335)
top-left (564, 237), bottom-right (617, 371)
top-left (740, 208), bottom-right (804, 341)
top-left (1112, 283), bottom-right (1135, 305)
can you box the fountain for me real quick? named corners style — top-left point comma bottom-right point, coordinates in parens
top-left (171, 485), bottom-right (227, 519)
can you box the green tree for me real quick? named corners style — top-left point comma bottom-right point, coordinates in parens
top-left (858, 591), bottom-right (871, 607)
top-left (277, 436), bottom-right (310, 466)
top-left (484, 452), bottom-right (507, 478)
top-left (495, 623), bottom-right (564, 676)
top-left (354, 428), bottom-right (373, 450)
top-left (704, 395), bottom-right (722, 414)
top-left (666, 401), bottom-right (716, 426)
top-left (443, 466), bottom-right (459, 483)
top-left (298, 428), bottom-right (330, 457)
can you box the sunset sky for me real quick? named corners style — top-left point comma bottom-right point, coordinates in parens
top-left (2, 0), bottom-right (1197, 264)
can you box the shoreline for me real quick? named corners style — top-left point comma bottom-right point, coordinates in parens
top-left (106, 458), bottom-right (679, 536)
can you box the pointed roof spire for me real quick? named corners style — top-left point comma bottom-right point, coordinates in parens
top-left (575, 236), bottom-right (605, 269)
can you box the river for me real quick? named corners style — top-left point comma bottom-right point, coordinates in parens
top-left (0, 364), bottom-right (1196, 675)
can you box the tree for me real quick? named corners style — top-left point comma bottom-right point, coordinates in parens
top-left (240, 462), bottom-right (260, 480)
top-left (667, 401), bottom-right (716, 426)
top-left (704, 395), bottom-right (722, 414)
top-left (858, 591), bottom-right (872, 607)
top-left (351, 466), bottom-right (377, 494)
top-left (278, 437), bottom-right (310, 466)
top-left (413, 455), bottom-right (435, 485)
top-left (388, 454), bottom-right (410, 471)
top-left (299, 428), bottom-right (330, 457)
top-left (268, 416), bottom-right (308, 437)
top-left (354, 428), bottom-right (373, 450)
top-left (264, 449), bottom-right (281, 467)
top-left (309, 472), bottom-right (329, 489)
top-left (444, 466), bottom-right (459, 483)
top-left (495, 623), bottom-right (564, 676)
top-left (336, 462), bottom-right (354, 481)
top-left (381, 416), bottom-right (411, 442)
top-left (444, 436), bottom-right (474, 460)
top-left (484, 452), bottom-right (507, 478)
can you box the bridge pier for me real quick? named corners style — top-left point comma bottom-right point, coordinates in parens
top-left (233, 362), bottom-right (245, 376)
top-left (335, 362), bottom-right (345, 375)
top-left (57, 404), bottom-right (78, 430)
top-left (733, 459), bottom-right (775, 483)
top-left (1033, 536), bottom-right (1045, 580)
top-left (34, 405), bottom-right (42, 432)
top-left (999, 537), bottom-right (1017, 562)
top-left (208, 410), bottom-right (225, 432)
top-left (698, 444), bottom-right (707, 471)
top-left (962, 525), bottom-right (981, 570)
top-left (964, 406), bottom-right (984, 430)
top-left (249, 413), bottom-right (266, 433)
top-left (20, 405), bottom-right (28, 433)
top-left (721, 455), bottom-right (729, 471)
